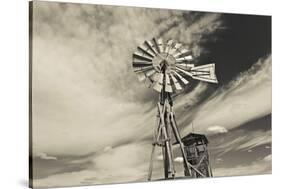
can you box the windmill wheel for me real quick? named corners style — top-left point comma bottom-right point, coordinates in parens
top-left (132, 38), bottom-right (218, 93)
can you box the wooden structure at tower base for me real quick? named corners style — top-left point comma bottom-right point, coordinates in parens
top-left (179, 133), bottom-right (213, 178)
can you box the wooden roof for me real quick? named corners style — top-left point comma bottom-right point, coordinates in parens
top-left (179, 133), bottom-right (209, 146)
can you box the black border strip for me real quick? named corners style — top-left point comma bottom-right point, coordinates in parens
top-left (28, 1), bottom-right (33, 188)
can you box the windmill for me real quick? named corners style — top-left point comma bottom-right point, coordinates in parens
top-left (132, 38), bottom-right (218, 180)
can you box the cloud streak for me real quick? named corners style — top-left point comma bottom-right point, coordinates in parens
top-left (213, 154), bottom-right (271, 177)
top-left (210, 129), bottom-right (271, 156)
top-left (35, 152), bottom-right (57, 160)
top-left (178, 55), bottom-right (271, 135)
top-left (207, 125), bottom-right (228, 134)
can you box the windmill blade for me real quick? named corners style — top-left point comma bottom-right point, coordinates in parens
top-left (138, 44), bottom-right (155, 58)
top-left (175, 66), bottom-right (193, 77)
top-left (133, 65), bottom-right (154, 73)
top-left (146, 69), bottom-right (156, 77)
top-left (165, 74), bottom-right (173, 93)
top-left (132, 59), bottom-right (152, 68)
top-left (145, 40), bottom-right (158, 55)
top-left (153, 73), bottom-right (164, 92)
top-left (169, 43), bottom-right (182, 55)
top-left (133, 51), bottom-right (153, 62)
top-left (136, 74), bottom-right (154, 87)
top-left (136, 68), bottom-right (156, 82)
top-left (136, 73), bottom-right (146, 81)
top-left (140, 67), bottom-right (156, 76)
top-left (191, 63), bottom-right (218, 83)
top-left (170, 74), bottom-right (183, 90)
top-left (176, 62), bottom-right (194, 67)
top-left (153, 38), bottom-right (164, 53)
top-left (144, 77), bottom-right (153, 88)
top-left (165, 39), bottom-right (174, 54)
top-left (176, 55), bottom-right (193, 62)
top-left (132, 62), bottom-right (152, 68)
top-left (175, 63), bottom-right (194, 71)
top-left (152, 38), bottom-right (160, 53)
top-left (157, 38), bottom-right (164, 53)
top-left (132, 62), bottom-right (152, 69)
top-left (173, 71), bottom-right (189, 85)
top-left (174, 48), bottom-right (190, 58)
top-left (151, 72), bottom-right (160, 82)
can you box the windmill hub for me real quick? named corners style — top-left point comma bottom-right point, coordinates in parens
top-left (152, 53), bottom-right (176, 74)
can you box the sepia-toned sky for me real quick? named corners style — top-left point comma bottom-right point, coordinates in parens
top-left (31, 1), bottom-right (271, 188)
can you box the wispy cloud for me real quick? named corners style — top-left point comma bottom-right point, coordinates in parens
top-left (207, 125), bottom-right (228, 134)
top-left (236, 130), bottom-right (271, 151)
top-left (35, 152), bottom-right (57, 160)
top-left (210, 129), bottom-right (271, 156)
top-left (213, 154), bottom-right (271, 176)
top-left (33, 142), bottom-right (158, 187)
top-left (163, 13), bottom-right (222, 56)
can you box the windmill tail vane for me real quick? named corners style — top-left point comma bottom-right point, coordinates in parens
top-left (132, 38), bottom-right (218, 180)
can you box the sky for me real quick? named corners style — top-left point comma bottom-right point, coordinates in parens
top-left (30, 1), bottom-right (271, 188)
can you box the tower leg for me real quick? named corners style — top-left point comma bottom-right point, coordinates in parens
top-left (158, 102), bottom-right (175, 178)
top-left (148, 144), bottom-right (156, 181)
top-left (207, 150), bottom-right (213, 177)
top-left (169, 111), bottom-right (192, 177)
top-left (166, 106), bottom-right (175, 178)
top-left (161, 124), bottom-right (175, 178)
top-left (163, 145), bottom-right (169, 179)
top-left (148, 105), bottom-right (162, 181)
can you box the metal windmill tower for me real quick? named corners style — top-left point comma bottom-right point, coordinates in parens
top-left (132, 38), bottom-right (218, 180)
